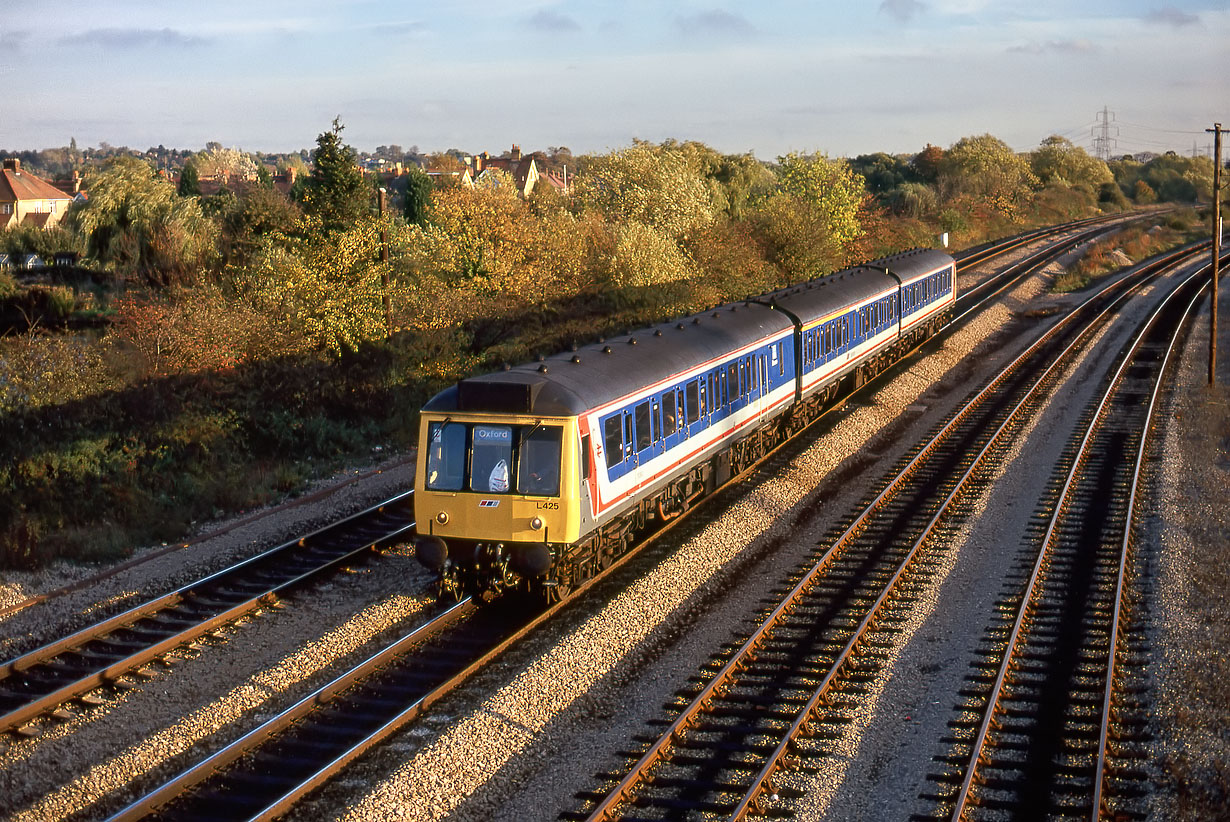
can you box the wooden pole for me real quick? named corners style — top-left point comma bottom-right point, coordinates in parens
top-left (1208, 124), bottom-right (1224, 385)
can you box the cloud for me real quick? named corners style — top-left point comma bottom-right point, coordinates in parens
top-left (674, 10), bottom-right (758, 39)
top-left (1143, 7), bottom-right (1199, 27)
top-left (1009, 39), bottom-right (1097, 55)
top-left (526, 9), bottom-right (581, 33)
top-left (880, 0), bottom-right (927, 23)
top-left (58, 28), bottom-right (208, 49)
top-left (0, 28), bottom-right (31, 51)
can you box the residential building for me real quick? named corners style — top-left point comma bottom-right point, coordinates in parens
top-left (472, 145), bottom-right (540, 196)
top-left (0, 159), bottom-right (75, 230)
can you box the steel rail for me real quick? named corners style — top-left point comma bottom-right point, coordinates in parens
top-left (0, 491), bottom-right (415, 735)
top-left (736, 237), bottom-right (1208, 822)
top-left (947, 260), bottom-right (1211, 821)
top-left (1091, 268), bottom-right (1206, 821)
top-left (105, 464), bottom-right (715, 822)
top-left (104, 598), bottom-right (477, 822)
top-left (582, 226), bottom-right (1200, 822)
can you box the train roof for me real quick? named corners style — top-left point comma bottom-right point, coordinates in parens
top-left (864, 247), bottom-right (954, 286)
top-left (753, 266), bottom-right (898, 324)
top-left (423, 301), bottom-right (795, 417)
top-left (753, 247), bottom-right (954, 324)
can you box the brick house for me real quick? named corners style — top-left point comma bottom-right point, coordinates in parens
top-left (0, 159), bottom-right (76, 230)
top-left (472, 145), bottom-right (540, 196)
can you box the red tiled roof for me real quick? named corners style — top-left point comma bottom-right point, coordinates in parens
top-left (0, 168), bottom-right (73, 203)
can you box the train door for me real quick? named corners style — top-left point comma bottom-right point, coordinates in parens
top-left (649, 395), bottom-right (667, 461)
top-left (633, 398), bottom-right (655, 467)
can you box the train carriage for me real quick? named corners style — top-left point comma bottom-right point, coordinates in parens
top-left (414, 303), bottom-right (795, 599)
top-left (413, 247), bottom-right (957, 601)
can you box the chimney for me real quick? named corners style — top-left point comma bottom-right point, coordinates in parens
top-left (475, 154), bottom-right (485, 173)
top-left (3, 158), bottom-right (20, 173)
top-left (511, 144), bottom-right (521, 161)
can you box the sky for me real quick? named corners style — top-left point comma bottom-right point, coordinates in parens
top-left (2, 1), bottom-right (1227, 161)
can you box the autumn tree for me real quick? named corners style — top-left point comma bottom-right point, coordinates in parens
top-left (574, 140), bottom-right (717, 239)
top-left (67, 155), bottom-right (216, 284)
top-left (237, 216), bottom-right (400, 355)
top-left (912, 143), bottom-right (944, 182)
top-left (774, 152), bottom-right (867, 248)
top-left (1030, 136), bottom-right (1112, 189)
top-left (937, 134), bottom-right (1039, 208)
top-left (299, 118), bottom-right (372, 231)
top-left (747, 152), bottom-right (867, 279)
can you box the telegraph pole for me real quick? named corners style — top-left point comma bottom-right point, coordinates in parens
top-left (1208, 124), bottom-right (1225, 385)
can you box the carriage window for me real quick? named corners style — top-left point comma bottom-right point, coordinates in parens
top-left (635, 401), bottom-right (652, 451)
top-left (604, 415), bottom-right (623, 468)
top-left (470, 424), bottom-right (513, 493)
top-left (662, 392), bottom-right (678, 437)
top-left (426, 421), bottom-right (466, 491)
top-left (518, 426), bottom-right (562, 496)
top-left (686, 381), bottom-right (700, 423)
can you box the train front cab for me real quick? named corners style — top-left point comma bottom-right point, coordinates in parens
top-left (413, 411), bottom-right (584, 594)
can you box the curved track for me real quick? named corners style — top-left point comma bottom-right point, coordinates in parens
top-left (0, 212), bottom-right (1177, 821)
top-left (563, 244), bottom-right (1208, 822)
top-left (932, 263), bottom-right (1211, 822)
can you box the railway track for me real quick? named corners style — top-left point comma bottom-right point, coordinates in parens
top-left (926, 262), bottom-right (1212, 822)
top-left (561, 244), bottom-right (1208, 821)
top-left (0, 213), bottom-right (1178, 820)
top-left (0, 492), bottom-right (415, 737)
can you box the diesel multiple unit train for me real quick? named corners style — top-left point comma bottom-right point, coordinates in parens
top-left (413, 248), bottom-right (957, 600)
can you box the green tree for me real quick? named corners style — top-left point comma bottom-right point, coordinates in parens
top-left (299, 118), bottom-right (372, 231)
top-left (66, 156), bottom-right (216, 284)
top-left (849, 152), bottom-right (919, 196)
top-left (178, 160), bottom-right (201, 197)
top-left (1030, 136), bottom-right (1112, 188)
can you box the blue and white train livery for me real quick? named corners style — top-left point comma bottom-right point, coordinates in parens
top-left (413, 248), bottom-right (956, 600)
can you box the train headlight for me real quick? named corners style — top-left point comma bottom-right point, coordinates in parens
top-left (435, 511), bottom-right (449, 525)
top-left (529, 516), bottom-right (544, 531)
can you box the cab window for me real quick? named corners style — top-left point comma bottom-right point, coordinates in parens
top-left (518, 426), bottom-right (562, 496)
top-left (470, 424), bottom-right (513, 493)
top-left (426, 422), bottom-right (466, 491)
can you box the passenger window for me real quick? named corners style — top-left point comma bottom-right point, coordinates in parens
top-left (603, 415), bottom-right (623, 469)
top-left (728, 362), bottom-right (739, 397)
top-left (663, 392), bottom-right (678, 437)
top-left (686, 381), bottom-right (700, 423)
top-left (635, 401), bottom-right (652, 451)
